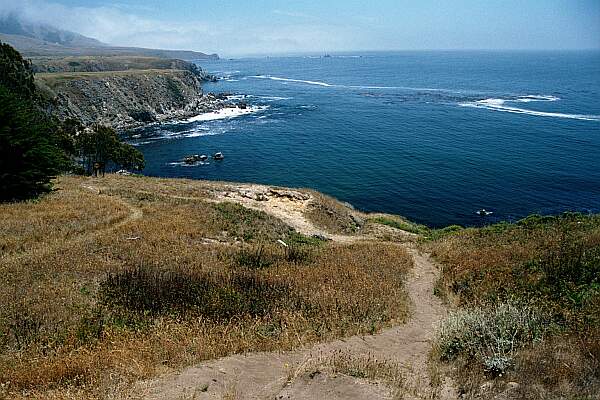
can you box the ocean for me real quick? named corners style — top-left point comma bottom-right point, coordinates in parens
top-left (126, 51), bottom-right (600, 227)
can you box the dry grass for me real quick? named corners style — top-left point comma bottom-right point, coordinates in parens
top-left (0, 174), bottom-right (412, 399)
top-left (36, 69), bottom-right (186, 86)
top-left (0, 187), bottom-right (128, 258)
top-left (304, 190), bottom-right (363, 235)
top-left (425, 213), bottom-right (600, 399)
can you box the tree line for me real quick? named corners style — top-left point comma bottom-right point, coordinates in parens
top-left (0, 41), bottom-right (145, 202)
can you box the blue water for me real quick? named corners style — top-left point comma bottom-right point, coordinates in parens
top-left (128, 51), bottom-right (600, 227)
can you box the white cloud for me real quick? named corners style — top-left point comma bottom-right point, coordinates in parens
top-left (0, 0), bottom-right (364, 56)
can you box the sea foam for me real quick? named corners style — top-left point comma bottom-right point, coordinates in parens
top-left (460, 95), bottom-right (599, 121)
top-left (251, 75), bottom-right (334, 87)
top-left (250, 75), bottom-right (471, 94)
top-left (186, 105), bottom-right (268, 122)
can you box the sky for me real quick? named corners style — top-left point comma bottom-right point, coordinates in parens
top-left (1, 0), bottom-right (599, 56)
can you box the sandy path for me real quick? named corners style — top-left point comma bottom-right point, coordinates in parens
top-left (77, 181), bottom-right (448, 398)
top-left (129, 247), bottom-right (449, 400)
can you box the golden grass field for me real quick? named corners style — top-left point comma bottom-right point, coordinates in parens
top-left (1, 174), bottom-right (599, 399)
top-left (0, 175), bottom-right (413, 399)
top-left (35, 69), bottom-right (189, 90)
top-left (425, 215), bottom-right (600, 399)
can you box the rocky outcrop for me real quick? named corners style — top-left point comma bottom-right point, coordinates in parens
top-left (37, 69), bottom-right (224, 130)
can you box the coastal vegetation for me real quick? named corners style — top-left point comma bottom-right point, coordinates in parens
top-left (1, 170), bottom-right (596, 399)
top-left (426, 213), bottom-right (600, 398)
top-left (1, 34), bottom-right (598, 400)
top-left (0, 175), bottom-right (412, 399)
top-left (370, 215), bottom-right (430, 235)
top-left (0, 42), bottom-right (144, 201)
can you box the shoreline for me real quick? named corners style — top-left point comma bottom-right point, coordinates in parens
top-left (118, 92), bottom-right (254, 131)
top-left (123, 171), bottom-right (599, 230)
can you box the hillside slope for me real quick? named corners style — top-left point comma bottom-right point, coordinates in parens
top-left (0, 175), bottom-right (598, 399)
top-left (0, 13), bottom-right (103, 48)
top-left (0, 174), bottom-right (417, 399)
top-left (0, 14), bottom-right (218, 60)
top-left (0, 32), bottom-right (219, 60)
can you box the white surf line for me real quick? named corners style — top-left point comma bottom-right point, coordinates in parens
top-left (249, 75), bottom-right (599, 121)
top-left (250, 75), bottom-right (475, 93)
top-left (460, 96), bottom-right (600, 122)
top-left (250, 75), bottom-right (334, 87)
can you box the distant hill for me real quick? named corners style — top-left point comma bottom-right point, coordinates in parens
top-left (0, 12), bottom-right (104, 47)
top-left (0, 14), bottom-right (218, 61)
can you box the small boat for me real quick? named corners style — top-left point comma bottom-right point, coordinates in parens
top-left (213, 152), bottom-right (224, 160)
top-left (199, 154), bottom-right (208, 161)
top-left (476, 209), bottom-right (493, 216)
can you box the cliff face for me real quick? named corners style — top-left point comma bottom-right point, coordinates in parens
top-left (36, 69), bottom-right (224, 130)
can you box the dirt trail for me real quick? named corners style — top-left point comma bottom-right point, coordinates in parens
top-left (0, 185), bottom-right (142, 264)
top-left (81, 184), bottom-right (143, 229)
top-left (77, 181), bottom-right (447, 398)
top-left (130, 247), bottom-right (450, 400)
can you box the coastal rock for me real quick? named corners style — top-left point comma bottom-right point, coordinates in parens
top-left (268, 189), bottom-right (311, 202)
top-left (351, 214), bottom-right (365, 228)
top-left (38, 69), bottom-right (227, 130)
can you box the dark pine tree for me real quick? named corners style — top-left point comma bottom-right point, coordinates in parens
top-left (0, 41), bottom-right (37, 101)
top-left (0, 86), bottom-right (68, 201)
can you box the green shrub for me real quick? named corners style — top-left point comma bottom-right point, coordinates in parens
top-left (286, 231), bottom-right (326, 247)
top-left (285, 244), bottom-right (313, 264)
top-left (8, 312), bottom-right (42, 349)
top-left (214, 202), bottom-right (292, 242)
top-left (235, 245), bottom-right (277, 269)
top-left (428, 224), bottom-right (464, 240)
top-left (517, 214), bottom-right (557, 228)
top-left (99, 267), bottom-right (298, 320)
top-left (437, 302), bottom-right (549, 376)
top-left (76, 310), bottom-right (104, 345)
top-left (371, 216), bottom-right (430, 235)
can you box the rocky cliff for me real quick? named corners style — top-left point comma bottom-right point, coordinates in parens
top-left (36, 68), bottom-right (225, 130)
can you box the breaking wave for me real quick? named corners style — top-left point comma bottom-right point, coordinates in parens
top-left (186, 105), bottom-right (269, 122)
top-left (459, 95), bottom-right (600, 121)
